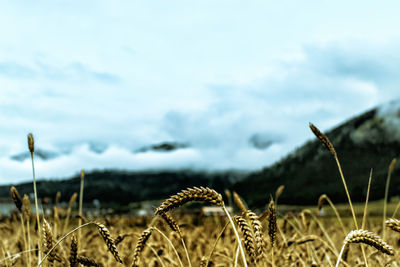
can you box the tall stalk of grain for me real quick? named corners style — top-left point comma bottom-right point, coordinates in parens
top-left (309, 123), bottom-right (370, 266)
top-left (309, 123), bottom-right (358, 229)
top-left (10, 187), bottom-right (28, 262)
top-left (78, 169), bottom-right (85, 248)
top-left (23, 194), bottom-right (32, 266)
top-left (28, 133), bottom-right (41, 262)
top-left (383, 158), bottom-right (396, 240)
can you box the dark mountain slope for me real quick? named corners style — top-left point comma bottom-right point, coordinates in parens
top-left (233, 105), bottom-right (400, 208)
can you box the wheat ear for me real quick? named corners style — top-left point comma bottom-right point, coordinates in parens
top-left (309, 123), bottom-right (358, 228)
top-left (233, 191), bottom-right (247, 213)
top-left (386, 218), bottom-right (400, 233)
top-left (268, 199), bottom-right (277, 247)
top-left (335, 230), bottom-right (394, 267)
top-left (234, 215), bottom-right (256, 263)
top-left (245, 210), bottom-right (265, 259)
top-left (275, 185), bottom-right (285, 205)
top-left (10, 186), bottom-right (27, 262)
top-left (70, 235), bottom-right (78, 267)
top-left (42, 219), bottom-right (55, 266)
top-left (155, 186), bottom-right (224, 214)
top-left (77, 256), bottom-right (99, 267)
top-left (132, 228), bottom-right (152, 267)
top-left (95, 223), bottom-right (122, 263)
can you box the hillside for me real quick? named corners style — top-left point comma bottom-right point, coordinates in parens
top-left (0, 170), bottom-right (243, 209)
top-left (233, 101), bottom-right (400, 208)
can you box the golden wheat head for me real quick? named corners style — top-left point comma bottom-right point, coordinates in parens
top-left (234, 215), bottom-right (256, 262)
top-left (155, 186), bottom-right (224, 214)
top-left (23, 194), bottom-right (31, 219)
top-left (317, 194), bottom-right (328, 215)
top-left (95, 223), bottom-right (122, 263)
top-left (159, 212), bottom-right (182, 237)
top-left (43, 219), bottom-right (55, 264)
top-left (386, 218), bottom-right (400, 233)
top-left (10, 186), bottom-right (22, 213)
top-left (77, 256), bottom-right (99, 267)
top-left (309, 122), bottom-right (336, 155)
top-left (268, 198), bottom-right (277, 247)
top-left (245, 210), bottom-right (265, 259)
top-left (344, 229), bottom-right (394, 256)
top-left (233, 191), bottom-right (247, 213)
top-left (27, 133), bottom-right (34, 153)
top-left (132, 228), bottom-right (152, 267)
top-left (70, 234), bottom-right (78, 267)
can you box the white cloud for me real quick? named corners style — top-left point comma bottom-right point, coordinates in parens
top-left (1, 1), bottom-right (400, 183)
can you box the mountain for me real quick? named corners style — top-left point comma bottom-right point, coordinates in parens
top-left (233, 101), bottom-right (400, 208)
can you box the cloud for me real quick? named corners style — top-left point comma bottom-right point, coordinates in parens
top-left (0, 62), bottom-right (36, 79)
top-left (2, 1), bottom-right (400, 183)
top-left (0, 60), bottom-right (120, 84)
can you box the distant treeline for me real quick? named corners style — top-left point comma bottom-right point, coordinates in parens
top-left (0, 170), bottom-right (244, 208)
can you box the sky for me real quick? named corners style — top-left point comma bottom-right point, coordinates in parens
top-left (1, 1), bottom-right (400, 183)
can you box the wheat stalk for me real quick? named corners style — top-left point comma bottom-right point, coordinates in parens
top-left (63, 192), bottom-right (78, 234)
top-left (28, 133), bottom-right (42, 262)
top-left (23, 194), bottom-right (32, 266)
top-left (309, 123), bottom-right (358, 229)
top-left (383, 159), bottom-right (397, 240)
top-left (158, 212), bottom-right (191, 267)
top-left (78, 169), bottom-right (85, 248)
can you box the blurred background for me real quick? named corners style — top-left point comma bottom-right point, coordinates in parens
top-left (1, 1), bottom-right (400, 208)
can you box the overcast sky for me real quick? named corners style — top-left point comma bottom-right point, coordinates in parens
top-left (1, 1), bottom-right (400, 183)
